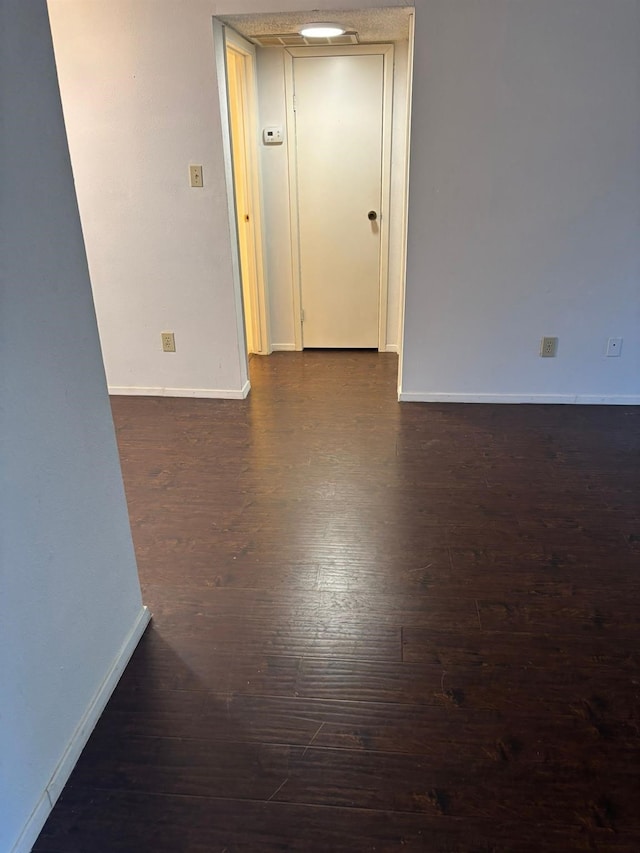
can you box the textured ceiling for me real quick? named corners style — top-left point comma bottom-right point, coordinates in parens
top-left (217, 7), bottom-right (413, 44)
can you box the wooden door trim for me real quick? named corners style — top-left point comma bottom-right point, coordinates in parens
top-left (215, 23), bottom-right (271, 364)
top-left (284, 44), bottom-right (395, 352)
top-left (213, 20), bottom-right (250, 391)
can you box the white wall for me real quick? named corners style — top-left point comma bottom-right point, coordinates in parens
top-left (0, 3), bottom-right (148, 850)
top-left (49, 0), bottom-right (639, 403)
top-left (48, 0), bottom-right (249, 398)
top-left (255, 48), bottom-right (296, 349)
top-left (255, 40), bottom-right (410, 352)
top-left (402, 0), bottom-right (640, 403)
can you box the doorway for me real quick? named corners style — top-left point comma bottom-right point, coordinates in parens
top-left (285, 46), bottom-right (393, 349)
top-left (222, 28), bottom-right (270, 358)
top-left (214, 10), bottom-right (414, 370)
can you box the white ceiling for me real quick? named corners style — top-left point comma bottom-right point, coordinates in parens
top-left (217, 7), bottom-right (413, 44)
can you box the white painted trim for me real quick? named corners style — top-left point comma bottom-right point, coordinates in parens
top-left (271, 343), bottom-right (297, 352)
top-left (11, 606), bottom-right (151, 853)
top-left (397, 10), bottom-right (415, 394)
top-left (377, 43), bottom-right (394, 353)
top-left (398, 391), bottom-right (640, 405)
top-left (385, 343), bottom-right (399, 354)
top-left (225, 28), bottom-right (272, 356)
top-left (212, 20), bottom-right (250, 392)
top-left (9, 788), bottom-right (51, 853)
top-left (109, 383), bottom-right (250, 399)
top-left (284, 44), bottom-right (395, 353)
top-left (283, 55), bottom-right (303, 351)
top-left (575, 395), bottom-right (640, 405)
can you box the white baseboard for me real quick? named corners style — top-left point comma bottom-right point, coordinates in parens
top-left (574, 394), bottom-right (640, 405)
top-left (398, 391), bottom-right (640, 405)
top-left (12, 606), bottom-right (151, 853)
top-left (109, 384), bottom-right (250, 400)
top-left (271, 344), bottom-right (399, 354)
top-left (10, 790), bottom-right (52, 853)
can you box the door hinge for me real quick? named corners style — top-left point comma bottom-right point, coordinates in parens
top-left (300, 308), bottom-right (305, 323)
top-left (293, 94), bottom-right (297, 112)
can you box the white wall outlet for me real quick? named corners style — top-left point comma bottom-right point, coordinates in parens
top-left (161, 331), bottom-right (176, 352)
top-left (606, 337), bottom-right (622, 357)
top-left (189, 165), bottom-right (203, 187)
top-left (540, 336), bottom-right (558, 357)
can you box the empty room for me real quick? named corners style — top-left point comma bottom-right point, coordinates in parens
top-left (3, 1), bottom-right (639, 851)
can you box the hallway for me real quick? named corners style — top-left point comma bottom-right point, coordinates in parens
top-left (35, 352), bottom-right (640, 851)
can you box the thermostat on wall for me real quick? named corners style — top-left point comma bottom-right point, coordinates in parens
top-left (263, 126), bottom-right (284, 145)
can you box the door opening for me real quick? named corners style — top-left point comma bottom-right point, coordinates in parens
top-left (214, 9), bottom-right (415, 392)
top-left (222, 27), bottom-right (270, 358)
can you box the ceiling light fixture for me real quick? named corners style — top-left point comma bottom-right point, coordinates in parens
top-left (299, 22), bottom-right (346, 38)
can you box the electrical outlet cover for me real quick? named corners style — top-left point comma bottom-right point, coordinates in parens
top-left (161, 332), bottom-right (176, 352)
top-left (540, 336), bottom-right (558, 357)
top-left (189, 165), bottom-right (203, 188)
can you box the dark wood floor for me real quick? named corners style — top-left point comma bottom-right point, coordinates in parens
top-left (35, 352), bottom-right (640, 852)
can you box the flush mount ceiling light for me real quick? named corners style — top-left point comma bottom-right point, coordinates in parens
top-left (299, 22), bottom-right (346, 38)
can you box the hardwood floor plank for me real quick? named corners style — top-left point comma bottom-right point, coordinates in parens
top-left (35, 789), bottom-right (620, 853)
top-left (144, 583), bottom-right (482, 631)
top-left (401, 626), bottom-right (640, 668)
top-left (294, 656), bottom-right (640, 717)
top-left (477, 596), bottom-right (640, 634)
top-left (152, 612), bottom-right (402, 662)
top-left (60, 733), bottom-right (640, 829)
top-left (94, 687), bottom-right (638, 769)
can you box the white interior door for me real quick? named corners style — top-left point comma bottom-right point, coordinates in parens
top-left (292, 53), bottom-right (387, 349)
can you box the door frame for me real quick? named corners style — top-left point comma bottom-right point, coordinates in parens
top-left (284, 44), bottom-right (395, 352)
top-left (213, 21), bottom-right (271, 372)
top-left (226, 31), bottom-right (270, 355)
